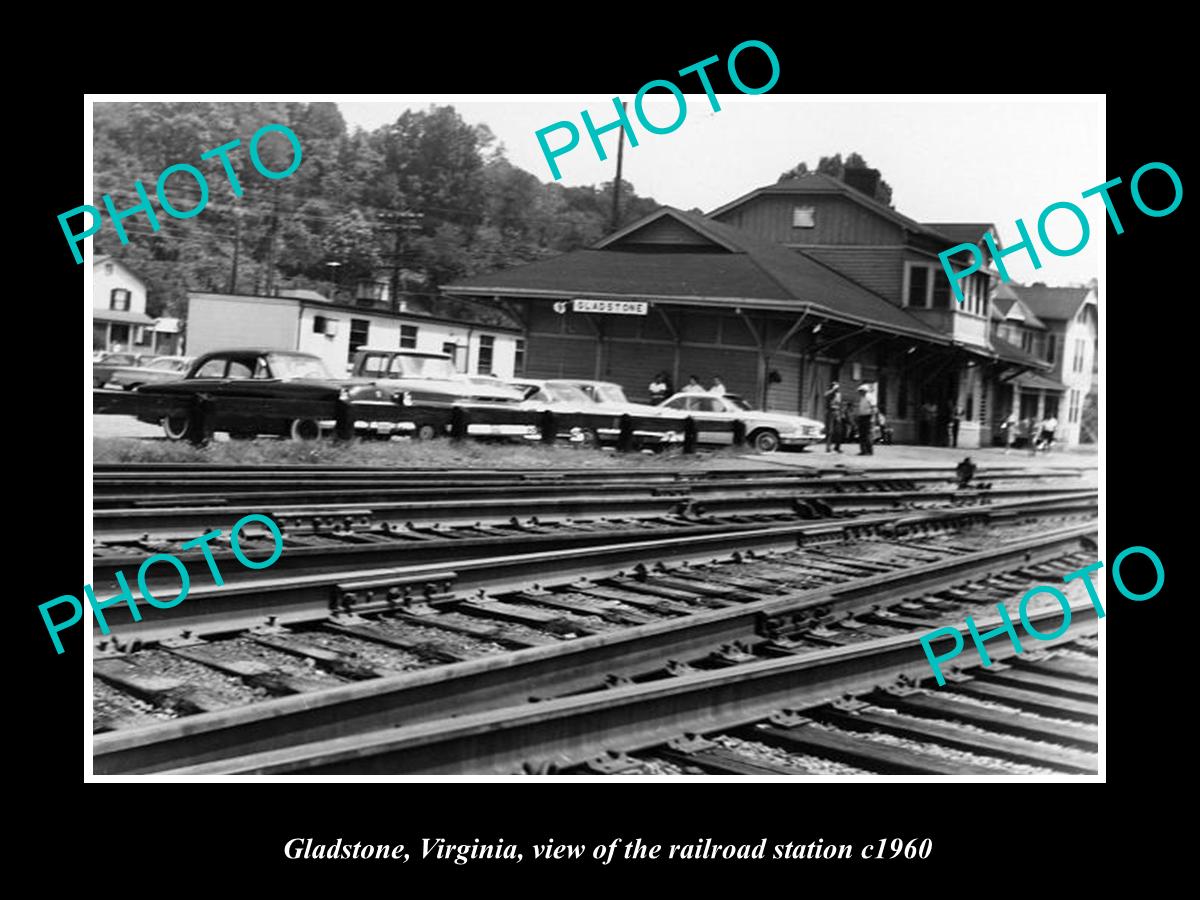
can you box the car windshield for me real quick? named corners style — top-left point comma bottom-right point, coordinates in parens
top-left (387, 355), bottom-right (456, 379)
top-left (544, 384), bottom-right (591, 403)
top-left (267, 353), bottom-right (334, 380)
top-left (723, 394), bottom-right (755, 411)
top-left (591, 383), bottom-right (628, 403)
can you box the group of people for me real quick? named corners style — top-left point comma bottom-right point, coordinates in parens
top-left (823, 381), bottom-right (891, 456)
top-left (647, 373), bottom-right (724, 404)
top-left (1001, 412), bottom-right (1059, 455)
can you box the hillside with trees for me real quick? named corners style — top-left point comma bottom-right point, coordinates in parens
top-left (91, 102), bottom-right (660, 319)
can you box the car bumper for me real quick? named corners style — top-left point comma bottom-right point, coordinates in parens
top-left (780, 434), bottom-right (824, 447)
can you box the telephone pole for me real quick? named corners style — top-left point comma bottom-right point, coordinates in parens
top-left (382, 210), bottom-right (424, 313)
top-left (611, 101), bottom-right (628, 232)
top-left (228, 206), bottom-right (242, 294)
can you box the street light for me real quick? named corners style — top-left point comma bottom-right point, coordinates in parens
top-left (326, 261), bottom-right (342, 303)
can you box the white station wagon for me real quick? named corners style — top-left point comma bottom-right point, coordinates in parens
top-left (658, 392), bottom-right (825, 452)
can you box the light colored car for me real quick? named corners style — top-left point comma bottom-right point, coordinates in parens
top-left (515, 379), bottom-right (687, 446)
top-left (104, 356), bottom-right (194, 390)
top-left (658, 392), bottom-right (825, 452)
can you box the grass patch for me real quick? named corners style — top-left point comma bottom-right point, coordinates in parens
top-left (93, 436), bottom-right (786, 470)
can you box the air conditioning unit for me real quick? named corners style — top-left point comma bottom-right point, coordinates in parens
top-left (325, 319), bottom-right (339, 337)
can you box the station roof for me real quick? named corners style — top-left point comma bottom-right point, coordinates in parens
top-left (1011, 284), bottom-right (1094, 321)
top-left (443, 207), bottom-right (953, 345)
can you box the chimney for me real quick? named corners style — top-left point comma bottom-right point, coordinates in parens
top-left (842, 166), bottom-right (881, 199)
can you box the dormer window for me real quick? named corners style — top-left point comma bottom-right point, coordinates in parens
top-left (792, 206), bottom-right (815, 228)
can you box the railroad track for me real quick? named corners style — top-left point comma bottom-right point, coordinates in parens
top-left (153, 608), bottom-right (1099, 776)
top-left (563, 638), bottom-right (1099, 776)
top-left (94, 506), bottom-right (1098, 774)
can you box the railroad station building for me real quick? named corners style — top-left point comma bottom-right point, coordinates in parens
top-left (444, 171), bottom-right (1060, 447)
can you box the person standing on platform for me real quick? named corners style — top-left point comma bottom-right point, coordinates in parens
top-left (682, 375), bottom-right (704, 394)
top-left (855, 384), bottom-right (876, 456)
top-left (950, 405), bottom-right (963, 448)
top-left (823, 381), bottom-right (843, 453)
top-left (647, 372), bottom-right (670, 404)
top-left (709, 377), bottom-right (726, 397)
top-left (1002, 410), bottom-right (1017, 454)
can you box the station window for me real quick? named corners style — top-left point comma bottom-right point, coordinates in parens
top-left (477, 335), bottom-right (495, 375)
top-left (514, 338), bottom-right (526, 375)
top-left (905, 265), bottom-right (930, 308)
top-left (792, 206), bottom-right (815, 228)
top-left (400, 325), bottom-right (419, 349)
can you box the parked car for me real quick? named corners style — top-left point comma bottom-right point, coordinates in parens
top-left (93, 351), bottom-right (156, 388)
top-left (657, 392), bottom-right (825, 452)
top-left (511, 379), bottom-right (687, 447)
top-left (103, 356), bottom-right (194, 390)
top-left (351, 348), bottom-right (525, 405)
top-left (134, 349), bottom-right (395, 441)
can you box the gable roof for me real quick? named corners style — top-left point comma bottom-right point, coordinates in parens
top-left (923, 223), bottom-right (998, 248)
top-left (992, 295), bottom-right (1047, 330)
top-left (1011, 284), bottom-right (1092, 321)
top-left (708, 173), bottom-right (957, 245)
top-left (443, 207), bottom-right (951, 344)
top-left (93, 255), bottom-right (145, 285)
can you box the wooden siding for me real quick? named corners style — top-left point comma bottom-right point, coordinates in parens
top-left (713, 194), bottom-right (904, 246)
top-left (620, 216), bottom-right (720, 247)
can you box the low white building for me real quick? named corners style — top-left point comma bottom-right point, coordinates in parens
top-left (186, 291), bottom-right (523, 378)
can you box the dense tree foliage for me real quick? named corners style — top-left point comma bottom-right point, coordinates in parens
top-left (777, 151), bottom-right (894, 206)
top-left (92, 103), bottom-right (660, 318)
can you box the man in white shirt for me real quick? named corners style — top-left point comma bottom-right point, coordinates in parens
top-left (681, 375), bottom-right (704, 394)
top-left (710, 378), bottom-right (726, 397)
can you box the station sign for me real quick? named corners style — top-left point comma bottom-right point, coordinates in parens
top-left (570, 299), bottom-right (649, 315)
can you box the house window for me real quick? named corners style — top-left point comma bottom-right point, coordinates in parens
top-left (477, 335), bottom-right (495, 375)
top-left (1045, 333), bottom-right (1057, 364)
top-left (313, 315), bottom-right (327, 334)
top-left (930, 277), bottom-right (951, 309)
top-left (792, 206), bottom-right (815, 228)
top-left (348, 318), bottom-right (370, 363)
top-left (1073, 339), bottom-right (1086, 372)
top-left (905, 265), bottom-right (930, 308)
top-left (515, 338), bottom-right (526, 375)
top-left (399, 325), bottom-right (419, 349)
top-left (110, 289), bottom-right (131, 312)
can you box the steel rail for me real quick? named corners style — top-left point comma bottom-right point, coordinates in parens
top-left (93, 522), bottom-right (1096, 774)
top-left (92, 485), bottom-right (1098, 538)
top-left (91, 494), bottom-right (1096, 640)
top-left (159, 600), bottom-right (1100, 775)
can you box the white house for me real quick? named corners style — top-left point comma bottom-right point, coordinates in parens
top-left (93, 256), bottom-right (155, 353)
top-left (186, 291), bottom-right (524, 378)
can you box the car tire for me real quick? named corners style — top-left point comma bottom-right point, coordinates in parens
top-left (161, 415), bottom-right (191, 441)
top-left (290, 418), bottom-right (321, 441)
top-left (415, 423), bottom-right (439, 441)
top-left (751, 429), bottom-right (781, 453)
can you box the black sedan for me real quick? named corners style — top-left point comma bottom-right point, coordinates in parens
top-left (134, 349), bottom-right (396, 440)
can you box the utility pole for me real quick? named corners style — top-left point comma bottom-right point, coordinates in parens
top-left (264, 191), bottom-right (280, 296)
top-left (611, 101), bottom-right (627, 232)
top-left (383, 210), bottom-right (425, 313)
top-left (228, 206), bottom-right (242, 294)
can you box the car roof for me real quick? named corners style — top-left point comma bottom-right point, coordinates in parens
top-left (198, 348), bottom-right (319, 358)
top-left (357, 347), bottom-right (451, 359)
top-left (546, 379), bottom-right (622, 388)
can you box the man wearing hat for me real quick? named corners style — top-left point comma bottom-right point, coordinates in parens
top-left (854, 384), bottom-right (877, 456)
top-left (823, 381), bottom-right (843, 453)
